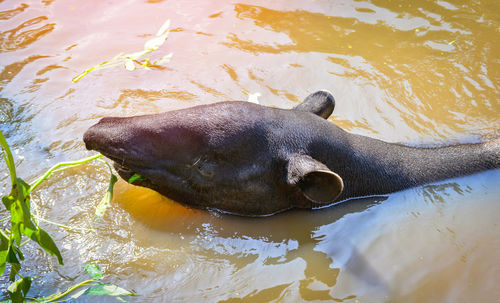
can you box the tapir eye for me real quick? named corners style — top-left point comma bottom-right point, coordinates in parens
top-left (189, 157), bottom-right (215, 178)
top-left (197, 162), bottom-right (214, 178)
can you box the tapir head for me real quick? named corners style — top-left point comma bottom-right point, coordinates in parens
top-left (83, 91), bottom-right (344, 216)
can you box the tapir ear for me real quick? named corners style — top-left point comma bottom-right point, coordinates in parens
top-left (286, 154), bottom-right (344, 204)
top-left (292, 90), bottom-right (335, 119)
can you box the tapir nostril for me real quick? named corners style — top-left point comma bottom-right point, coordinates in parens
top-left (83, 116), bottom-right (125, 151)
top-left (83, 120), bottom-right (114, 151)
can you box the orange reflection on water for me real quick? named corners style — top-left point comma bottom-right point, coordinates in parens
top-left (112, 179), bottom-right (205, 230)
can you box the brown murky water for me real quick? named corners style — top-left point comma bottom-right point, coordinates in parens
top-left (1, 0), bottom-right (499, 302)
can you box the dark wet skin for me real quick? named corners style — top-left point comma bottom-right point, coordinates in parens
top-left (83, 91), bottom-right (499, 216)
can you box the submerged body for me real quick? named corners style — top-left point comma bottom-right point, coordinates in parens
top-left (83, 91), bottom-right (499, 216)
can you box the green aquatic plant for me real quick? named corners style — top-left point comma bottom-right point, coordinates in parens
top-left (0, 130), bottom-right (133, 302)
top-left (127, 173), bottom-right (145, 184)
top-left (30, 263), bottom-right (135, 302)
top-left (72, 19), bottom-right (173, 83)
top-left (94, 159), bottom-right (118, 220)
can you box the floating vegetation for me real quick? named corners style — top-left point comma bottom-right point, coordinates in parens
top-left (72, 19), bottom-right (173, 83)
top-left (128, 173), bottom-right (146, 184)
top-left (94, 159), bottom-right (118, 220)
top-left (33, 263), bottom-right (136, 302)
top-left (1, 130), bottom-right (132, 302)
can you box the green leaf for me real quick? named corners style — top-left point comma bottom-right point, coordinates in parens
top-left (15, 178), bottom-right (30, 201)
top-left (7, 276), bottom-right (32, 303)
top-left (84, 283), bottom-right (136, 297)
top-left (9, 201), bottom-right (23, 245)
top-left (127, 173), bottom-right (145, 184)
top-left (11, 245), bottom-right (24, 262)
top-left (95, 173), bottom-right (118, 219)
top-left (9, 262), bottom-right (20, 282)
top-left (16, 178), bottom-right (35, 227)
top-left (23, 227), bottom-right (63, 266)
top-left (2, 194), bottom-right (14, 209)
top-left (4, 236), bottom-right (21, 283)
top-left (84, 262), bottom-right (103, 280)
top-left (9, 178), bottom-right (36, 245)
top-left (6, 245), bottom-right (20, 264)
top-left (0, 230), bottom-right (10, 276)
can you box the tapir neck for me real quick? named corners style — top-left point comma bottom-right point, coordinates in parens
top-left (319, 132), bottom-right (499, 200)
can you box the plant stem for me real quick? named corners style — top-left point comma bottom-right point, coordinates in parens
top-left (39, 278), bottom-right (95, 302)
top-left (0, 228), bottom-right (9, 239)
top-left (19, 238), bottom-right (30, 247)
top-left (29, 154), bottom-right (103, 194)
top-left (35, 216), bottom-right (94, 232)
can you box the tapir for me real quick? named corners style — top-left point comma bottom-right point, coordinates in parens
top-left (83, 91), bottom-right (499, 216)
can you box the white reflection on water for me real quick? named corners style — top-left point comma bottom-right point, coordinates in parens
top-left (315, 169), bottom-right (500, 302)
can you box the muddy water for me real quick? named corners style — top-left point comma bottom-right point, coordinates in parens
top-left (0, 0), bottom-right (499, 302)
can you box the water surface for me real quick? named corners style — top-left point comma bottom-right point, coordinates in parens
top-left (0, 0), bottom-right (499, 302)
